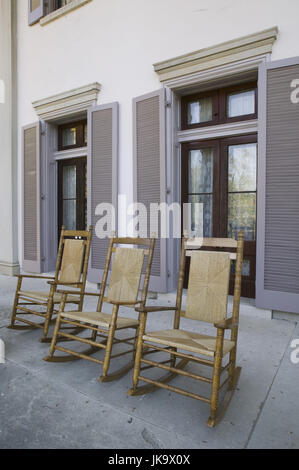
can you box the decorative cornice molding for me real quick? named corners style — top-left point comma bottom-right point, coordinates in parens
top-left (32, 82), bottom-right (101, 121)
top-left (154, 27), bottom-right (278, 82)
top-left (165, 56), bottom-right (267, 91)
top-left (40, 0), bottom-right (92, 26)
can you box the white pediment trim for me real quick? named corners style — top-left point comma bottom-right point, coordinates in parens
top-left (32, 82), bottom-right (101, 121)
top-left (154, 27), bottom-right (278, 84)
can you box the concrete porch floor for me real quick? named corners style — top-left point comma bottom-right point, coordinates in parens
top-left (0, 274), bottom-right (299, 449)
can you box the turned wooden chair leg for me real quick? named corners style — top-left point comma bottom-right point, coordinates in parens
top-left (132, 313), bottom-right (142, 360)
top-left (131, 312), bottom-right (146, 393)
top-left (228, 345), bottom-right (237, 390)
top-left (48, 313), bottom-right (62, 359)
top-left (228, 326), bottom-right (238, 390)
top-left (46, 293), bottom-right (66, 359)
top-left (207, 328), bottom-right (224, 427)
top-left (100, 304), bottom-right (118, 380)
top-left (78, 294), bottom-right (84, 313)
top-left (169, 347), bottom-right (177, 367)
top-left (9, 277), bottom-right (22, 328)
top-left (91, 327), bottom-right (98, 342)
top-left (42, 286), bottom-right (55, 339)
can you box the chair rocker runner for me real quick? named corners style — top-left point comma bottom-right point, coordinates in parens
top-left (9, 226), bottom-right (93, 342)
top-left (128, 232), bottom-right (244, 427)
top-left (44, 235), bottom-right (156, 383)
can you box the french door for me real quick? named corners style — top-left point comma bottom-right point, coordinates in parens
top-left (181, 134), bottom-right (257, 298)
top-left (58, 157), bottom-right (87, 238)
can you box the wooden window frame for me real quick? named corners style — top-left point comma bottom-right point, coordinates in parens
top-left (220, 82), bottom-right (258, 124)
top-left (181, 90), bottom-right (219, 130)
top-left (47, 0), bottom-right (70, 13)
top-left (58, 120), bottom-right (87, 151)
top-left (181, 81), bottom-right (258, 130)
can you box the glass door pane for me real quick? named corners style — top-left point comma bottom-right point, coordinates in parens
top-left (62, 127), bottom-right (77, 147)
top-left (62, 164), bottom-right (76, 230)
top-left (227, 143), bottom-right (257, 240)
top-left (188, 97), bottom-right (213, 125)
top-left (227, 90), bottom-right (255, 118)
top-left (188, 148), bottom-right (214, 237)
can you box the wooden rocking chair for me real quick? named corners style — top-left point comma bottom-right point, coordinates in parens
top-left (128, 232), bottom-right (244, 427)
top-left (44, 235), bottom-right (156, 382)
top-left (8, 226), bottom-right (93, 342)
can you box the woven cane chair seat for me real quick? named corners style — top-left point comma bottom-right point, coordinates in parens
top-left (143, 329), bottom-right (235, 358)
top-left (19, 290), bottom-right (81, 303)
top-left (60, 310), bottom-right (139, 330)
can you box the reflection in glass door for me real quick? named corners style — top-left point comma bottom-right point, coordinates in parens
top-left (188, 148), bottom-right (213, 237)
top-left (62, 164), bottom-right (77, 230)
top-left (227, 143), bottom-right (257, 242)
top-left (182, 140), bottom-right (219, 240)
top-left (58, 157), bottom-right (87, 238)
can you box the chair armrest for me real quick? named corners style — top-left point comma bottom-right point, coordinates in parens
top-left (48, 281), bottom-right (82, 286)
top-left (107, 301), bottom-right (140, 306)
top-left (56, 289), bottom-right (99, 297)
top-left (214, 318), bottom-right (238, 330)
top-left (18, 274), bottom-right (55, 280)
top-left (135, 305), bottom-right (176, 313)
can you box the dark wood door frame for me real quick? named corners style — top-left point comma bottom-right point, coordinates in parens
top-left (181, 133), bottom-right (257, 298)
top-left (58, 157), bottom-right (87, 238)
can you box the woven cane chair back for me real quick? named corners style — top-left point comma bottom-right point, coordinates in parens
top-left (107, 247), bottom-right (145, 304)
top-left (59, 239), bottom-right (85, 284)
top-left (185, 251), bottom-right (231, 323)
top-left (177, 236), bottom-right (243, 324)
top-left (97, 236), bottom-right (156, 311)
top-left (55, 227), bottom-right (93, 287)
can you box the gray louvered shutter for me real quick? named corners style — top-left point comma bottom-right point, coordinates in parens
top-left (256, 57), bottom-right (299, 314)
top-left (23, 123), bottom-right (42, 273)
top-left (28, 0), bottom-right (45, 25)
top-left (133, 89), bottom-right (167, 292)
top-left (87, 103), bottom-right (118, 282)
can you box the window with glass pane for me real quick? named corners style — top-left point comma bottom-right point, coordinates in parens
top-left (58, 120), bottom-right (87, 151)
top-left (227, 90), bottom-right (255, 118)
top-left (62, 165), bottom-right (76, 230)
top-left (188, 148), bottom-right (213, 237)
top-left (62, 127), bottom-right (77, 148)
top-left (48, 0), bottom-right (72, 12)
top-left (231, 259), bottom-right (251, 277)
top-left (227, 143), bottom-right (257, 240)
top-left (188, 97), bottom-right (213, 125)
top-left (181, 82), bottom-right (257, 130)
